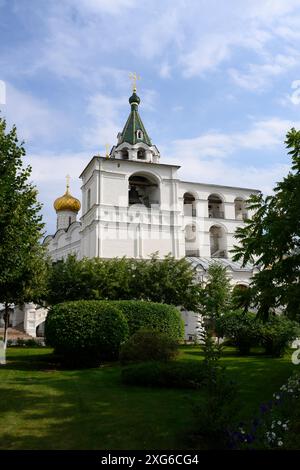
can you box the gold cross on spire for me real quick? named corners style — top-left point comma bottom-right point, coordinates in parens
top-left (66, 174), bottom-right (70, 193)
top-left (129, 72), bottom-right (140, 92)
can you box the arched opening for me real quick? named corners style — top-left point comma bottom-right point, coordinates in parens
top-left (121, 149), bottom-right (129, 160)
top-left (136, 130), bottom-right (143, 140)
top-left (208, 194), bottom-right (224, 219)
top-left (232, 284), bottom-right (251, 312)
top-left (183, 192), bottom-right (196, 217)
top-left (36, 321), bottom-right (45, 337)
top-left (234, 197), bottom-right (248, 221)
top-left (137, 148), bottom-right (146, 160)
top-left (209, 225), bottom-right (227, 258)
top-left (185, 224), bottom-right (199, 257)
top-left (128, 173), bottom-right (160, 207)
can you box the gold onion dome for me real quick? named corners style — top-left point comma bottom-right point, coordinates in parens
top-left (54, 178), bottom-right (81, 213)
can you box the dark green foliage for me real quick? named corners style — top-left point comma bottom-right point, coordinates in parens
top-left (7, 338), bottom-right (43, 348)
top-left (216, 311), bottom-right (259, 355)
top-left (0, 118), bottom-right (48, 344)
top-left (46, 254), bottom-right (202, 311)
top-left (231, 285), bottom-right (253, 313)
top-left (259, 315), bottom-right (300, 357)
top-left (233, 128), bottom-right (300, 321)
top-left (121, 361), bottom-right (206, 389)
top-left (199, 327), bottom-right (224, 390)
top-left (192, 372), bottom-right (238, 450)
top-left (111, 300), bottom-right (184, 341)
top-left (216, 310), bottom-right (300, 357)
top-left (45, 300), bottom-right (129, 366)
top-left (198, 263), bottom-right (232, 333)
top-left (191, 327), bottom-right (238, 449)
top-left (119, 329), bottom-right (179, 364)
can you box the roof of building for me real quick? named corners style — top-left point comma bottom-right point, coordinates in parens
top-left (186, 256), bottom-right (256, 273)
top-left (181, 180), bottom-right (260, 193)
top-left (117, 91), bottom-right (152, 147)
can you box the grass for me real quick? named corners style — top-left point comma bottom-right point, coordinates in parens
top-left (0, 346), bottom-right (297, 450)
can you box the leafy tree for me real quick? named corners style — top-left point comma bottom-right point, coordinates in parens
top-left (0, 117), bottom-right (47, 348)
top-left (231, 285), bottom-right (253, 313)
top-left (199, 262), bottom-right (232, 331)
top-left (46, 253), bottom-right (202, 310)
top-left (233, 128), bottom-right (300, 321)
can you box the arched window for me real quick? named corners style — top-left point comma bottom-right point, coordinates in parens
top-left (208, 194), bottom-right (224, 219)
top-left (209, 225), bottom-right (227, 258)
top-left (234, 197), bottom-right (248, 221)
top-left (137, 148), bottom-right (146, 160)
top-left (137, 130), bottom-right (143, 140)
top-left (128, 173), bottom-right (160, 207)
top-left (36, 321), bottom-right (45, 337)
top-left (121, 149), bottom-right (129, 160)
top-left (183, 192), bottom-right (196, 217)
top-left (68, 216), bottom-right (72, 226)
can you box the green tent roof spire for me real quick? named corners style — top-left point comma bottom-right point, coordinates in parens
top-left (118, 91), bottom-right (152, 147)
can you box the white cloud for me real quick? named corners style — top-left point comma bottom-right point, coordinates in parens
top-left (159, 62), bottom-right (171, 79)
top-left (175, 156), bottom-right (289, 195)
top-left (169, 117), bottom-right (296, 160)
top-left (82, 93), bottom-right (127, 150)
top-left (181, 35), bottom-right (232, 77)
top-left (3, 0), bottom-right (300, 92)
top-left (71, 0), bottom-right (137, 15)
top-left (246, 0), bottom-right (300, 20)
top-left (162, 116), bottom-right (298, 193)
top-left (27, 151), bottom-right (88, 234)
top-left (2, 83), bottom-right (68, 143)
top-left (229, 53), bottom-right (299, 91)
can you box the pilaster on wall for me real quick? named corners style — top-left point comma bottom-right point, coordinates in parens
top-left (224, 202), bottom-right (236, 220)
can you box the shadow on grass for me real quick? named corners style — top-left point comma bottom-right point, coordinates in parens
top-left (0, 347), bottom-right (296, 450)
top-left (3, 352), bottom-right (60, 371)
top-left (0, 348), bottom-right (199, 450)
top-left (2, 350), bottom-right (117, 372)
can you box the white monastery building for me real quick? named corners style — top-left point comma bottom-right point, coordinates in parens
top-left (3, 84), bottom-right (260, 340)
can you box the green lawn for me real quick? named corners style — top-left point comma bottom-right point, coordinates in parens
top-left (0, 346), bottom-right (296, 450)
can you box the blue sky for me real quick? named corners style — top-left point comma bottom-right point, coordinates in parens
top-left (1, 0), bottom-right (300, 234)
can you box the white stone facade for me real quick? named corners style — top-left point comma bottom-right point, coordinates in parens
top-left (22, 89), bottom-right (261, 338)
top-left (45, 156), bottom-right (258, 263)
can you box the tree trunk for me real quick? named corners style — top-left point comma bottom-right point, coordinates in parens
top-left (3, 303), bottom-right (10, 349)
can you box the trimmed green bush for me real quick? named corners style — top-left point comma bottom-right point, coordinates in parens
top-left (110, 300), bottom-right (184, 341)
top-left (119, 329), bottom-right (179, 364)
top-left (216, 310), bottom-right (300, 357)
top-left (259, 315), bottom-right (300, 357)
top-left (121, 361), bottom-right (206, 389)
top-left (45, 300), bottom-right (129, 366)
top-left (215, 310), bottom-right (259, 355)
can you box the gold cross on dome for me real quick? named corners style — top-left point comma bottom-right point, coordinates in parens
top-left (129, 72), bottom-right (140, 92)
top-left (66, 174), bottom-right (70, 191)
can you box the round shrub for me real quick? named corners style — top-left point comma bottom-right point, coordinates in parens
top-left (259, 315), bottom-right (300, 357)
top-left (110, 300), bottom-right (184, 341)
top-left (215, 310), bottom-right (259, 355)
top-left (45, 300), bottom-right (129, 366)
top-left (119, 329), bottom-right (179, 364)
